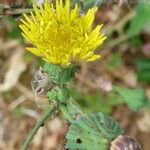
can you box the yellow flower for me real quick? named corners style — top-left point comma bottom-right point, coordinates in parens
top-left (20, 0), bottom-right (106, 65)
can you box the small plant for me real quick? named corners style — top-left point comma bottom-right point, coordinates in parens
top-left (19, 0), bottom-right (141, 150)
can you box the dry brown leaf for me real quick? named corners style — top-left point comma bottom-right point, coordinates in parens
top-left (138, 110), bottom-right (150, 132)
top-left (0, 46), bottom-right (27, 91)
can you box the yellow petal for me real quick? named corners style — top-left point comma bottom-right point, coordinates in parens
top-left (20, 0), bottom-right (106, 65)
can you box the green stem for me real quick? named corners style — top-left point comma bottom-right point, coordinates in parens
top-left (21, 106), bottom-right (55, 150)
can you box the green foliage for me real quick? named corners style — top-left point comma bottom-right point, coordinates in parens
top-left (129, 36), bottom-right (143, 47)
top-left (66, 112), bottom-right (124, 150)
top-left (23, 52), bottom-right (34, 62)
top-left (138, 70), bottom-right (150, 83)
top-left (83, 92), bottom-right (112, 113)
top-left (59, 100), bottom-right (82, 122)
top-left (47, 87), bottom-right (70, 102)
top-left (26, 0), bottom-right (35, 4)
top-left (136, 57), bottom-right (150, 70)
top-left (135, 57), bottom-right (150, 83)
top-left (114, 85), bottom-right (147, 111)
top-left (45, 63), bottom-right (78, 105)
top-left (47, 89), bottom-right (57, 100)
top-left (82, 0), bottom-right (101, 11)
top-left (106, 52), bottom-right (123, 71)
top-left (70, 89), bottom-right (122, 114)
top-left (4, 16), bottom-right (24, 43)
top-left (12, 106), bottom-right (23, 118)
top-left (72, 0), bottom-right (109, 12)
top-left (57, 87), bottom-right (70, 101)
top-left (44, 63), bottom-right (77, 85)
top-left (128, 4), bottom-right (150, 36)
top-left (34, 58), bottom-right (45, 68)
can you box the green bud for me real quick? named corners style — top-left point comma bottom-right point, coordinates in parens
top-left (44, 63), bottom-right (78, 85)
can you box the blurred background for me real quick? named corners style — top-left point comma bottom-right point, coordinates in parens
top-left (0, 0), bottom-right (150, 149)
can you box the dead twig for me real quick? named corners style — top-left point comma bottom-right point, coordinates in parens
top-left (8, 96), bottom-right (26, 111)
top-left (21, 107), bottom-right (40, 119)
top-left (0, 8), bottom-right (32, 16)
top-left (104, 9), bottom-right (136, 35)
top-left (16, 82), bottom-right (35, 101)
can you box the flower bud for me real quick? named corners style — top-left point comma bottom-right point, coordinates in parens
top-left (111, 135), bottom-right (141, 150)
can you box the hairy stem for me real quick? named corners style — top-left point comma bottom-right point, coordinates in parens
top-left (21, 106), bottom-right (55, 150)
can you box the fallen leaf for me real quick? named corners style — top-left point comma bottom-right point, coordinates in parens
top-left (0, 45), bottom-right (27, 91)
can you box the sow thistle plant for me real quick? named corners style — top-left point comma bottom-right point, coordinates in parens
top-left (20, 0), bottom-right (141, 150)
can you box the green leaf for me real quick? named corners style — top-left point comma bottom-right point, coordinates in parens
top-left (138, 70), bottom-right (150, 83)
top-left (135, 57), bottom-right (150, 83)
top-left (114, 85), bottom-right (147, 111)
top-left (66, 112), bottom-right (124, 150)
top-left (59, 100), bottom-right (83, 122)
top-left (129, 36), bottom-right (143, 47)
top-left (82, 0), bottom-right (109, 11)
top-left (128, 4), bottom-right (150, 36)
top-left (71, 0), bottom-right (110, 12)
top-left (106, 52), bottom-right (123, 71)
top-left (84, 92), bottom-right (112, 113)
top-left (70, 88), bottom-right (123, 114)
top-left (4, 16), bottom-right (24, 43)
top-left (26, 0), bottom-right (35, 4)
top-left (136, 57), bottom-right (150, 70)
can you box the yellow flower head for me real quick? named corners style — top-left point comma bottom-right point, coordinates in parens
top-left (20, 0), bottom-right (106, 65)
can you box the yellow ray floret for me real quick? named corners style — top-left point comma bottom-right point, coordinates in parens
top-left (19, 0), bottom-right (106, 65)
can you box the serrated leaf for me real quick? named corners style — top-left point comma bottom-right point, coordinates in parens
top-left (66, 112), bottom-right (124, 150)
top-left (114, 85), bottom-right (147, 111)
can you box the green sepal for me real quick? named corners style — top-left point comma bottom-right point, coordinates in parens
top-left (66, 112), bottom-right (124, 150)
top-left (44, 63), bottom-right (77, 85)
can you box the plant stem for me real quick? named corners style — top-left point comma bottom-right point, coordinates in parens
top-left (21, 106), bottom-right (55, 150)
top-left (100, 34), bottom-right (130, 57)
top-left (0, 8), bottom-right (32, 16)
